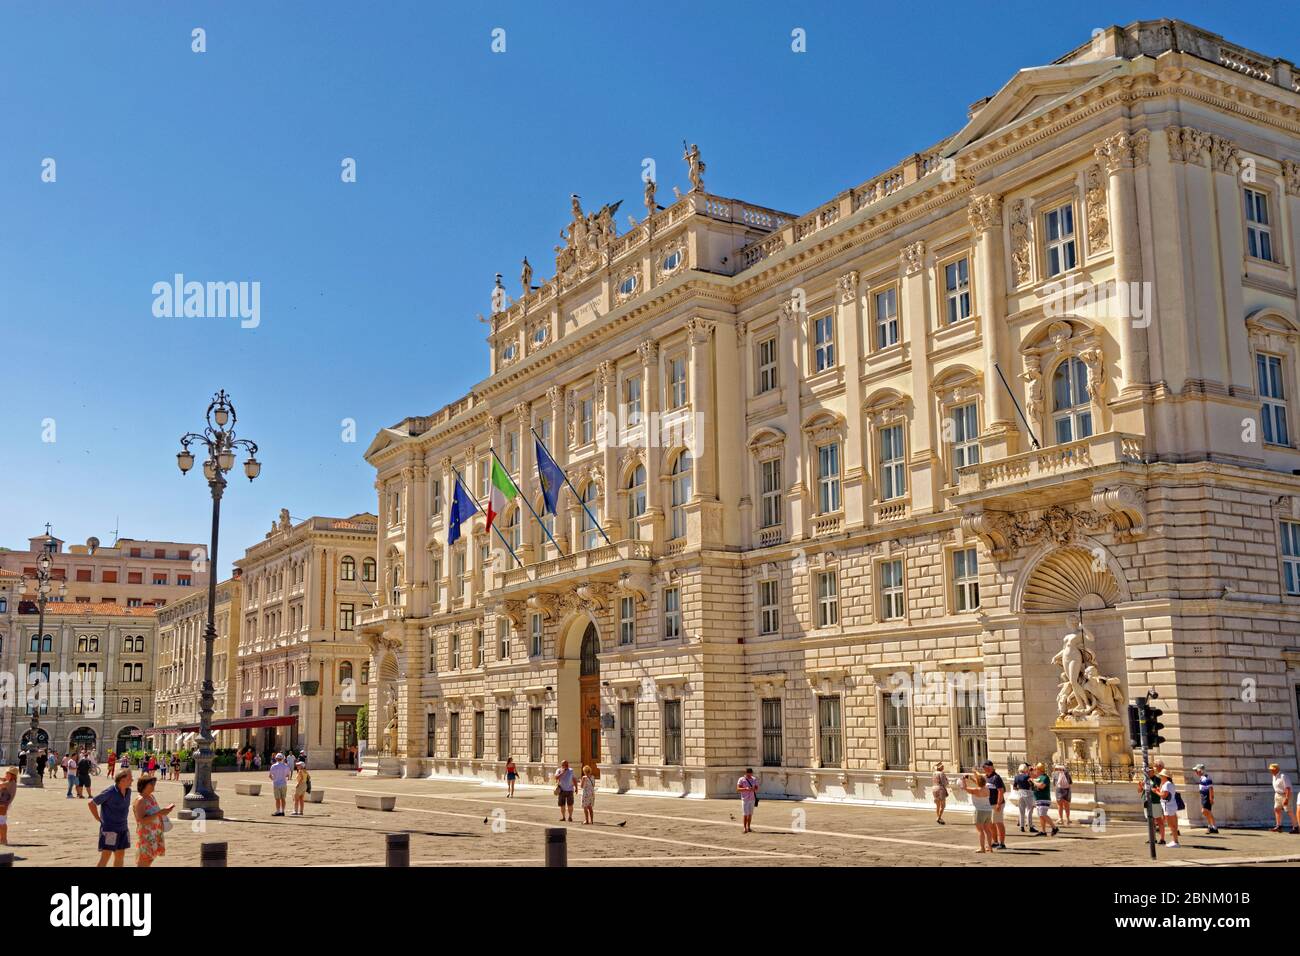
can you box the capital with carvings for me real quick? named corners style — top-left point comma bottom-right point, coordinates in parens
top-left (966, 194), bottom-right (1002, 234)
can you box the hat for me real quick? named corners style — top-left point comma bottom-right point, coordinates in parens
top-left (3, 766), bottom-right (18, 779)
top-left (1192, 763), bottom-right (1206, 772)
top-left (1158, 769), bottom-right (1173, 779)
top-left (1269, 763), bottom-right (1281, 771)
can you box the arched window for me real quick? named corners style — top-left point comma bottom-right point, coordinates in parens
top-left (580, 483), bottom-right (601, 550)
top-left (362, 558), bottom-right (376, 582)
top-left (534, 496), bottom-right (554, 541)
top-left (339, 661), bottom-right (354, 684)
top-left (31, 634), bottom-right (52, 653)
top-left (627, 465), bottom-right (646, 539)
top-left (670, 452), bottom-right (693, 540)
top-left (341, 556), bottom-right (356, 581)
top-left (1052, 357), bottom-right (1092, 444)
top-left (505, 508), bottom-right (521, 551)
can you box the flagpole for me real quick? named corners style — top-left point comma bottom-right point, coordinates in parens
top-left (530, 427), bottom-right (612, 546)
top-left (450, 466), bottom-right (524, 569)
top-left (490, 446), bottom-right (567, 557)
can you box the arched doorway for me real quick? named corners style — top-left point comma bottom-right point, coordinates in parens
top-left (116, 726), bottom-right (143, 754)
top-left (579, 623), bottom-right (601, 778)
top-left (69, 727), bottom-right (97, 753)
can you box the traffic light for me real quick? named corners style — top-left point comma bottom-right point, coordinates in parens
top-left (1143, 705), bottom-right (1166, 749)
top-left (1127, 704), bottom-right (1142, 749)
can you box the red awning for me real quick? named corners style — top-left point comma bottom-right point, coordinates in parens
top-left (144, 715), bottom-right (298, 735)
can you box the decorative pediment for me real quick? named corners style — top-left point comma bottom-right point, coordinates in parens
top-left (608, 678), bottom-right (640, 702)
top-left (932, 368), bottom-right (982, 408)
top-left (1246, 311), bottom-right (1300, 354)
top-left (750, 671), bottom-right (787, 698)
top-left (863, 389), bottom-right (912, 427)
top-left (807, 667), bottom-right (848, 696)
top-left (801, 411), bottom-right (846, 447)
top-left (748, 427), bottom-right (786, 462)
top-left (654, 674), bottom-right (689, 698)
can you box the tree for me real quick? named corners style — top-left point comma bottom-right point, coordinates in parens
top-left (357, 705), bottom-right (368, 742)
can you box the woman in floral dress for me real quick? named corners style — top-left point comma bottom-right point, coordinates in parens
top-left (579, 765), bottom-right (596, 824)
top-left (133, 774), bottom-right (173, 867)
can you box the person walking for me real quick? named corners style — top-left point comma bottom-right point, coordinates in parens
top-left (932, 762), bottom-right (950, 824)
top-left (291, 761), bottom-right (309, 816)
top-left (961, 771), bottom-right (993, 853)
top-left (47, 751), bottom-right (58, 779)
top-left (1012, 763), bottom-right (1036, 833)
top-left (268, 753), bottom-right (292, 817)
top-left (983, 760), bottom-right (1007, 848)
top-left (1053, 763), bottom-right (1074, 826)
top-left (89, 767), bottom-right (134, 867)
top-left (1032, 762), bottom-right (1057, 836)
top-left (737, 768), bottom-right (759, 833)
top-left (554, 760), bottom-right (576, 822)
top-left (1139, 760), bottom-right (1167, 843)
top-left (133, 773), bottom-right (173, 867)
top-left (64, 754), bottom-right (77, 798)
top-left (505, 757), bottom-right (517, 798)
top-left (1269, 763), bottom-right (1297, 833)
top-left (1157, 769), bottom-right (1182, 848)
top-left (1191, 764), bottom-right (1218, 834)
top-left (0, 767), bottom-right (18, 845)
top-left (579, 765), bottom-right (597, 825)
top-left (75, 751), bottom-right (93, 799)
top-left (35, 749), bottom-right (48, 779)
top-left (106, 750), bottom-right (116, 778)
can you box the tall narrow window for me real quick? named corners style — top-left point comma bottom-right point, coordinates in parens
top-left (479, 457), bottom-right (491, 498)
top-left (474, 629), bottom-right (484, 668)
top-left (874, 288), bottom-right (898, 349)
top-left (663, 587), bottom-right (681, 640)
top-left (761, 697), bottom-right (784, 767)
top-left (1244, 188), bottom-right (1275, 262)
top-left (663, 700), bottom-right (683, 765)
top-left (528, 706), bottom-right (543, 762)
top-left (497, 618), bottom-right (510, 659)
top-left (953, 547), bottom-right (980, 612)
top-left (957, 692), bottom-right (988, 771)
top-left (816, 570), bottom-right (838, 628)
top-left (880, 559), bottom-right (904, 621)
top-left (760, 458), bottom-right (782, 529)
top-left (338, 603), bottom-right (355, 632)
top-left (505, 508), bottom-right (521, 551)
top-left (580, 483), bottom-right (601, 550)
top-left (473, 710), bottom-right (485, 759)
top-left (950, 402), bottom-right (980, 484)
top-left (813, 313), bottom-right (835, 372)
top-left (624, 376), bottom-right (642, 427)
top-left (626, 465), bottom-right (646, 538)
top-left (431, 479), bottom-right (443, 516)
top-left (449, 712), bottom-right (461, 759)
top-left (619, 701), bottom-right (635, 763)
top-left (1282, 520), bottom-right (1300, 596)
top-left (879, 424), bottom-right (906, 501)
top-left (340, 556), bottom-right (356, 581)
top-left (817, 695), bottom-right (842, 768)
top-left (505, 431), bottom-right (518, 473)
top-left (619, 596), bottom-right (636, 646)
top-left (670, 452), bottom-right (692, 539)
top-left (757, 336), bottom-right (778, 393)
top-left (497, 708), bottom-right (510, 760)
top-left (1258, 353), bottom-right (1289, 446)
top-left (668, 357), bottom-right (687, 409)
top-left (817, 443), bottom-right (841, 514)
top-left (426, 713), bottom-right (437, 757)
top-left (759, 580), bottom-right (780, 636)
top-left (580, 398), bottom-right (594, 444)
top-left (1044, 202), bottom-right (1077, 277)
top-left (530, 613), bottom-right (543, 657)
top-left (450, 633), bottom-right (461, 670)
top-left (944, 256), bottom-right (972, 324)
top-left (882, 691), bottom-right (911, 770)
top-left (1052, 357), bottom-right (1093, 444)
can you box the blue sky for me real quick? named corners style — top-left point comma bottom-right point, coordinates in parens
top-left (0, 1), bottom-right (1294, 575)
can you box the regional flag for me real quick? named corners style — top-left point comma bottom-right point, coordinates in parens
top-left (447, 478), bottom-right (478, 546)
top-left (486, 455), bottom-right (519, 533)
top-left (535, 436), bottom-right (565, 515)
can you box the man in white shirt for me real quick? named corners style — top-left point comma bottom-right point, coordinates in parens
top-left (268, 753), bottom-right (293, 817)
top-left (554, 760), bottom-right (576, 823)
top-left (1269, 763), bottom-right (1297, 833)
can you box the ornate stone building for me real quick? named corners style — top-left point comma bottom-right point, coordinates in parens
top-left (232, 510), bottom-right (378, 767)
top-left (362, 20), bottom-right (1300, 821)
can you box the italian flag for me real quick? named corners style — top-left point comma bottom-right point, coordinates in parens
top-left (486, 456), bottom-right (519, 533)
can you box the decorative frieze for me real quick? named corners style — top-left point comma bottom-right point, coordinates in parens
top-left (1008, 199), bottom-right (1031, 286)
top-left (1084, 165), bottom-right (1110, 254)
top-left (1282, 159), bottom-right (1300, 196)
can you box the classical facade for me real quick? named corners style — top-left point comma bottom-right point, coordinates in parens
top-left (232, 510), bottom-right (378, 767)
top-left (151, 574), bottom-right (242, 751)
top-left (362, 20), bottom-right (1300, 821)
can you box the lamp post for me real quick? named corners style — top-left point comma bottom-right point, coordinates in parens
top-left (21, 533), bottom-right (66, 787)
top-left (176, 389), bottom-right (260, 820)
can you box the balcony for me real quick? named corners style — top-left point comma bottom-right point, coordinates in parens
top-left (955, 431), bottom-right (1144, 503)
top-left (357, 603), bottom-right (403, 632)
top-left (495, 539), bottom-right (653, 598)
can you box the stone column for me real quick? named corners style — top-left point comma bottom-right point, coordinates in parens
top-left (548, 387), bottom-right (569, 553)
top-left (515, 404), bottom-right (536, 563)
top-left (598, 360), bottom-right (617, 533)
top-left (779, 299), bottom-right (806, 541)
top-left (838, 271), bottom-right (867, 530)
top-left (969, 193), bottom-right (1019, 457)
top-left (900, 242), bottom-right (935, 515)
top-left (1095, 130), bottom-right (1152, 395)
top-left (636, 340), bottom-right (664, 548)
top-left (686, 318), bottom-right (721, 548)
top-left (439, 456), bottom-right (454, 614)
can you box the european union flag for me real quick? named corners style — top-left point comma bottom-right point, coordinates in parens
top-left (535, 436), bottom-right (565, 515)
top-left (447, 478), bottom-right (478, 545)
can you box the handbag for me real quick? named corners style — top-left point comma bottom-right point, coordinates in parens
top-left (162, 816), bottom-right (173, 833)
top-left (1174, 791), bottom-right (1185, 811)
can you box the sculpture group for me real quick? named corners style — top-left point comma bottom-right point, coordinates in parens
top-left (1052, 629), bottom-right (1125, 719)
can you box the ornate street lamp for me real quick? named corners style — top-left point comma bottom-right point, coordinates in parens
top-left (176, 389), bottom-right (260, 820)
top-left (20, 532), bottom-right (66, 787)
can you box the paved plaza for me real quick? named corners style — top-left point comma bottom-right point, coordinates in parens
top-left (4, 770), bottom-right (1300, 867)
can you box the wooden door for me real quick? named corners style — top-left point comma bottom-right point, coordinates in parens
top-left (579, 623), bottom-right (600, 778)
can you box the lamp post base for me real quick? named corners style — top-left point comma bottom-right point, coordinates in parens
top-left (19, 773), bottom-right (45, 789)
top-left (179, 794), bottom-right (224, 821)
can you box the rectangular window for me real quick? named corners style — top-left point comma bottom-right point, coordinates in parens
top-left (1258, 353), bottom-right (1289, 446)
top-left (874, 288), bottom-right (899, 350)
top-left (816, 570), bottom-right (839, 628)
top-left (759, 580), bottom-right (780, 636)
top-left (580, 398), bottom-right (594, 444)
top-left (103, 570), bottom-right (118, 584)
top-left (817, 443), bottom-right (841, 514)
top-left (451, 634), bottom-right (461, 670)
top-left (474, 629), bottom-right (484, 668)
top-left (430, 559), bottom-right (442, 604)
top-left (760, 458), bottom-right (782, 529)
top-left (431, 478), bottom-right (443, 516)
top-left (879, 424), bottom-right (906, 501)
top-left (127, 572), bottom-right (141, 585)
top-left (338, 603), bottom-right (355, 631)
top-left (944, 256), bottom-right (972, 324)
top-left (663, 587), bottom-right (681, 640)
top-left (528, 707), bottom-right (543, 762)
top-left (473, 710), bottom-right (485, 759)
top-left (76, 568), bottom-right (92, 582)
top-left (817, 695), bottom-right (842, 768)
top-left (957, 691), bottom-right (989, 772)
top-left (497, 708), bottom-right (510, 760)
top-left (663, 700), bottom-right (683, 765)
top-left (953, 547), bottom-right (980, 612)
top-left (619, 701), bottom-right (635, 764)
top-left (497, 618), bottom-right (510, 659)
top-left (880, 559), bottom-right (905, 621)
top-left (506, 431), bottom-right (518, 473)
top-left (813, 313), bottom-right (835, 372)
top-left (757, 336), bottom-right (778, 393)
top-left (619, 596), bottom-right (636, 646)
top-left (882, 691), bottom-right (911, 770)
top-left (426, 713), bottom-right (436, 757)
top-left (449, 712), bottom-right (460, 759)
top-left (669, 356), bottom-right (687, 409)
top-left (1282, 520), bottom-right (1300, 596)
top-left (761, 697), bottom-right (783, 767)
top-left (177, 574), bottom-right (192, 587)
top-left (624, 376), bottom-right (642, 427)
top-left (1044, 202), bottom-right (1077, 277)
top-left (479, 457), bottom-right (490, 499)
top-left (529, 613), bottom-right (543, 657)
top-left (1245, 188), bottom-right (1275, 262)
top-left (950, 403), bottom-right (980, 483)
top-left (428, 635), bottom-right (438, 673)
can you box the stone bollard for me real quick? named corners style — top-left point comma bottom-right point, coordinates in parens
top-left (200, 841), bottom-right (228, 868)
top-left (0, 852), bottom-right (12, 867)
top-left (545, 827), bottom-right (567, 868)
top-left (386, 832), bottom-right (410, 867)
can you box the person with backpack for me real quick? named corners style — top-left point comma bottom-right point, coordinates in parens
top-left (1053, 763), bottom-right (1074, 826)
top-left (1157, 769), bottom-right (1182, 848)
top-left (1012, 763), bottom-right (1036, 833)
